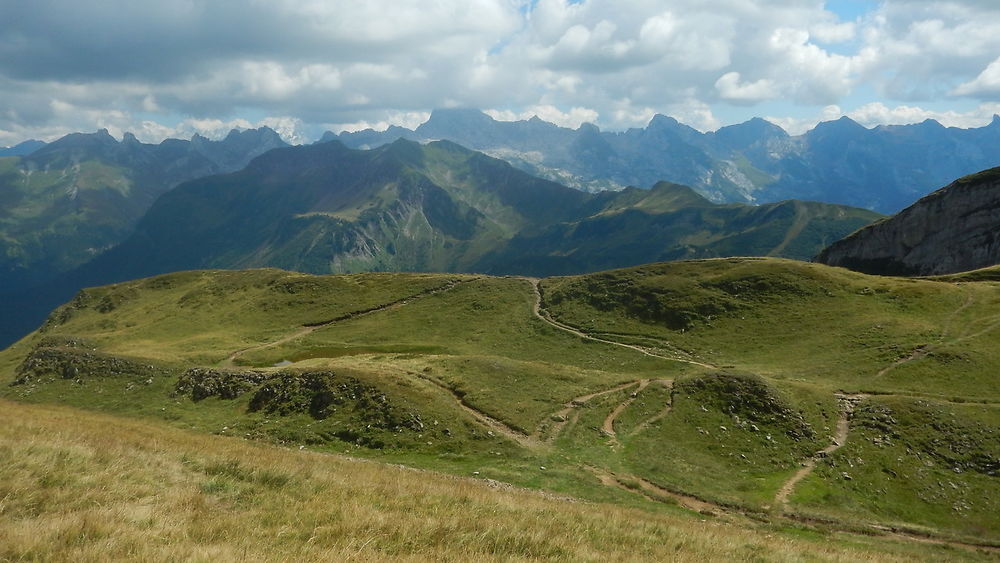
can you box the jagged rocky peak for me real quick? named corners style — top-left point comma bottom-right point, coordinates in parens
top-left (816, 167), bottom-right (1000, 276)
top-left (224, 126), bottom-right (284, 144)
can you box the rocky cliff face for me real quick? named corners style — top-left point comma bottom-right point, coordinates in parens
top-left (816, 167), bottom-right (1000, 276)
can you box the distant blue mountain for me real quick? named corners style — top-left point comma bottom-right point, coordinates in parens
top-left (323, 110), bottom-right (1000, 214)
top-left (0, 139), bottom-right (46, 156)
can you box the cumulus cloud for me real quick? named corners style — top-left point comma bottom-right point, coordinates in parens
top-left (810, 21), bottom-right (856, 44)
top-left (952, 56), bottom-right (1000, 96)
top-left (0, 0), bottom-right (999, 146)
top-left (715, 72), bottom-right (778, 102)
top-left (766, 102), bottom-right (1000, 135)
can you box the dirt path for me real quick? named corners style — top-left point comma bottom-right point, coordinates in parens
top-left (413, 373), bottom-right (542, 451)
top-left (876, 290), bottom-right (1000, 379)
top-left (523, 278), bottom-right (716, 369)
top-left (600, 379), bottom-right (655, 447)
top-left (950, 313), bottom-right (1000, 344)
top-left (534, 381), bottom-right (641, 442)
top-left (591, 457), bottom-right (998, 554)
top-left (772, 393), bottom-right (866, 509)
top-left (220, 279), bottom-right (469, 367)
top-left (588, 466), bottom-right (722, 516)
top-left (939, 292), bottom-right (975, 341)
top-left (874, 346), bottom-right (928, 378)
top-left (627, 380), bottom-right (675, 438)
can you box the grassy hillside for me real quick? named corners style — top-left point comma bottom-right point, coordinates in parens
top-left (2, 257), bottom-right (998, 554)
top-left (3, 400), bottom-right (972, 562)
top-left (481, 185), bottom-right (880, 276)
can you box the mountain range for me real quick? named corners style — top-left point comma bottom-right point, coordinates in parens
top-left (73, 138), bottom-right (878, 283)
top-left (2, 116), bottom-right (999, 559)
top-left (0, 139), bottom-right (46, 157)
top-left (0, 127), bottom-right (287, 293)
top-left (328, 109), bottom-right (1000, 214)
top-left (0, 138), bottom-right (876, 349)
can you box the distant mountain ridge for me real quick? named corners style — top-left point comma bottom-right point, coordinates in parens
top-left (0, 139), bottom-right (46, 157)
top-left (72, 139), bottom-right (878, 286)
top-left (326, 109), bottom-right (1000, 214)
top-left (817, 167), bottom-right (1000, 276)
top-left (0, 127), bottom-right (288, 292)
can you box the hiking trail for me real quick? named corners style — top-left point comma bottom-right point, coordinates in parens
top-left (523, 278), bottom-right (716, 369)
top-left (772, 393), bottom-right (866, 509)
top-left (220, 279), bottom-right (470, 367)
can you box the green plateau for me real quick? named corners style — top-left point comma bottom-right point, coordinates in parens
top-left (3, 257), bottom-right (998, 558)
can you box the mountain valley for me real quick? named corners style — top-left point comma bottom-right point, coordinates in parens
top-left (0, 138), bottom-right (878, 349)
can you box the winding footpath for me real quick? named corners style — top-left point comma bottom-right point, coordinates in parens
top-left (601, 379), bottom-right (651, 445)
top-left (772, 393), bottom-right (866, 509)
top-left (209, 273), bottom-right (998, 552)
top-left (523, 278), bottom-right (716, 369)
top-left (626, 379), bottom-right (676, 438)
top-left (876, 288), bottom-right (1000, 379)
top-left (220, 279), bottom-right (470, 367)
top-left (412, 372), bottom-right (542, 451)
top-left (534, 380), bottom-right (641, 443)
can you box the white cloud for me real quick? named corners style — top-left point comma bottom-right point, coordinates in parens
top-left (848, 101), bottom-right (1000, 129)
top-left (952, 56), bottom-right (1000, 96)
top-left (810, 21), bottom-right (856, 44)
top-left (766, 102), bottom-right (1000, 135)
top-left (1, 0), bottom-right (999, 144)
top-left (715, 72), bottom-right (778, 102)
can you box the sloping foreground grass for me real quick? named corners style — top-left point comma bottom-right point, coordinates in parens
top-left (0, 400), bottom-right (977, 562)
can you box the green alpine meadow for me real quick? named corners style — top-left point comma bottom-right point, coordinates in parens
top-left (3, 257), bottom-right (997, 559)
top-left (4, 3), bottom-right (1000, 558)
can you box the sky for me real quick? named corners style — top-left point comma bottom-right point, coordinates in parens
top-left (1, 0), bottom-right (1000, 146)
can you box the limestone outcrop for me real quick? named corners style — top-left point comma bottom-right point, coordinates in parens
top-left (816, 168), bottom-right (1000, 276)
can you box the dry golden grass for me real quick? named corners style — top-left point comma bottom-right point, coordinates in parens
top-left (0, 400), bottom-right (981, 562)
